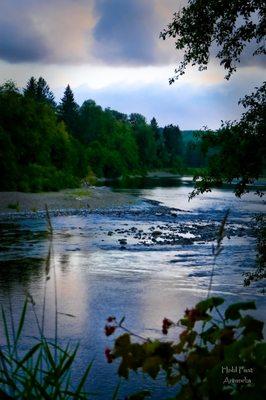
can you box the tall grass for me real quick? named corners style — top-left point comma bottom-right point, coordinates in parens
top-left (0, 300), bottom-right (93, 399)
top-left (0, 206), bottom-right (93, 399)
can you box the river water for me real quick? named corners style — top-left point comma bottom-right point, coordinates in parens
top-left (0, 176), bottom-right (265, 399)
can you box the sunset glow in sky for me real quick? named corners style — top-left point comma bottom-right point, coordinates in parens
top-left (0, 0), bottom-right (265, 129)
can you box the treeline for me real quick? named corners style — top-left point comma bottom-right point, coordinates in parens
top-left (0, 78), bottom-right (204, 192)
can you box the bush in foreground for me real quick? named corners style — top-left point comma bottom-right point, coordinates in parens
top-left (105, 297), bottom-right (266, 399)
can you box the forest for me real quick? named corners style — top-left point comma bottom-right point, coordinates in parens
top-left (0, 78), bottom-right (204, 192)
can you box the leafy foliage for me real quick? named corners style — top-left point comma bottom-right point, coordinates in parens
top-left (105, 299), bottom-right (265, 399)
top-left (161, 0), bottom-right (266, 197)
top-left (244, 214), bottom-right (266, 290)
top-left (190, 84), bottom-right (266, 198)
top-left (0, 78), bottom-right (199, 191)
top-left (160, 0), bottom-right (265, 82)
top-left (0, 80), bottom-right (84, 192)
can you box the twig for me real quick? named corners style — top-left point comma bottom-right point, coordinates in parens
top-left (207, 209), bottom-right (230, 298)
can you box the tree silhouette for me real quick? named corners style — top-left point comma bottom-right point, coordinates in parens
top-left (161, 0), bottom-right (265, 196)
top-left (58, 85), bottom-right (79, 137)
top-left (161, 0), bottom-right (265, 82)
top-left (24, 77), bottom-right (37, 98)
top-left (36, 77), bottom-right (56, 107)
top-left (24, 77), bottom-right (56, 107)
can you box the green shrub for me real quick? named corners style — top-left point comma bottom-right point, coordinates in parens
top-left (105, 298), bottom-right (265, 399)
top-left (17, 164), bottom-right (79, 192)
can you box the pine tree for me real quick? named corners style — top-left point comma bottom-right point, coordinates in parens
top-left (150, 117), bottom-right (160, 142)
top-left (58, 85), bottom-right (79, 136)
top-left (24, 77), bottom-right (55, 107)
top-left (24, 77), bottom-right (37, 98)
top-left (36, 77), bottom-right (56, 107)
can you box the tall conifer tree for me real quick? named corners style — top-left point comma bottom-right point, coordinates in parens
top-left (58, 85), bottom-right (79, 136)
top-left (36, 77), bottom-right (56, 107)
top-left (24, 76), bottom-right (55, 107)
top-left (24, 77), bottom-right (37, 98)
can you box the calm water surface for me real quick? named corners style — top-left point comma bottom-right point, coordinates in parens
top-left (0, 177), bottom-right (265, 399)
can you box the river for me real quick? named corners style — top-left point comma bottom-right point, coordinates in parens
top-left (0, 176), bottom-right (265, 399)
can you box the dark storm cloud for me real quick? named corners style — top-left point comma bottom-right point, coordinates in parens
top-left (0, 19), bottom-right (48, 63)
top-left (93, 0), bottom-right (164, 65)
top-left (0, 0), bottom-right (93, 64)
top-left (0, 0), bottom-right (49, 63)
top-left (0, 0), bottom-right (264, 68)
top-left (1, 0), bottom-right (165, 65)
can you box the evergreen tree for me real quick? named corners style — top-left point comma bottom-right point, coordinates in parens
top-left (24, 77), bottom-right (37, 98)
top-left (58, 85), bottom-right (79, 137)
top-left (150, 117), bottom-right (160, 142)
top-left (150, 117), bottom-right (167, 167)
top-left (24, 77), bottom-right (56, 107)
top-left (36, 77), bottom-right (56, 107)
top-left (0, 77), bottom-right (189, 190)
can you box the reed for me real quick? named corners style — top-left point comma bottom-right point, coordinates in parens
top-left (0, 300), bottom-right (93, 399)
top-left (0, 206), bottom-right (93, 398)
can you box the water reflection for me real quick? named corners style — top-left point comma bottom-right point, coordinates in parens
top-left (99, 175), bottom-right (184, 190)
top-left (0, 258), bottom-right (44, 291)
top-left (0, 179), bottom-right (265, 398)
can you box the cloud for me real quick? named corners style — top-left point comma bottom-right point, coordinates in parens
top-left (0, 0), bottom-right (263, 71)
top-left (0, 22), bottom-right (47, 63)
top-left (74, 84), bottom-right (227, 129)
top-left (0, 0), bottom-right (177, 65)
top-left (93, 0), bottom-right (169, 65)
top-left (235, 40), bottom-right (266, 69)
top-left (0, 0), bottom-right (95, 64)
top-left (72, 67), bottom-right (265, 130)
top-left (0, 0), bottom-right (48, 63)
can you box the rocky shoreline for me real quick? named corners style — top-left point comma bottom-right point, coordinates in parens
top-left (0, 187), bottom-right (136, 216)
top-left (0, 188), bottom-right (256, 250)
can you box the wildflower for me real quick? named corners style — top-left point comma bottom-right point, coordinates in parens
top-left (162, 318), bottom-right (173, 335)
top-left (185, 308), bottom-right (201, 324)
top-left (107, 316), bottom-right (116, 323)
top-left (105, 325), bottom-right (116, 336)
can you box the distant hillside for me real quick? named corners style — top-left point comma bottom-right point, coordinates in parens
top-left (181, 130), bottom-right (200, 144)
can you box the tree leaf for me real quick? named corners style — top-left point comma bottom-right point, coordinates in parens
top-left (225, 302), bottom-right (256, 320)
top-left (239, 315), bottom-right (263, 339)
top-left (142, 356), bottom-right (161, 379)
top-left (196, 297), bottom-right (224, 313)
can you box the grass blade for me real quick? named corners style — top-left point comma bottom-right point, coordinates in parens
top-left (112, 380), bottom-right (121, 400)
top-left (75, 359), bottom-right (94, 396)
top-left (1, 307), bottom-right (11, 354)
top-left (14, 300), bottom-right (28, 348)
top-left (14, 343), bottom-right (42, 373)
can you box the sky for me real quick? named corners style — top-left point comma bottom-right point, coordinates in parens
top-left (0, 0), bottom-right (265, 129)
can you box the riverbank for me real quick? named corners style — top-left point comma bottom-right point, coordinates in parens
top-left (0, 187), bottom-right (136, 214)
